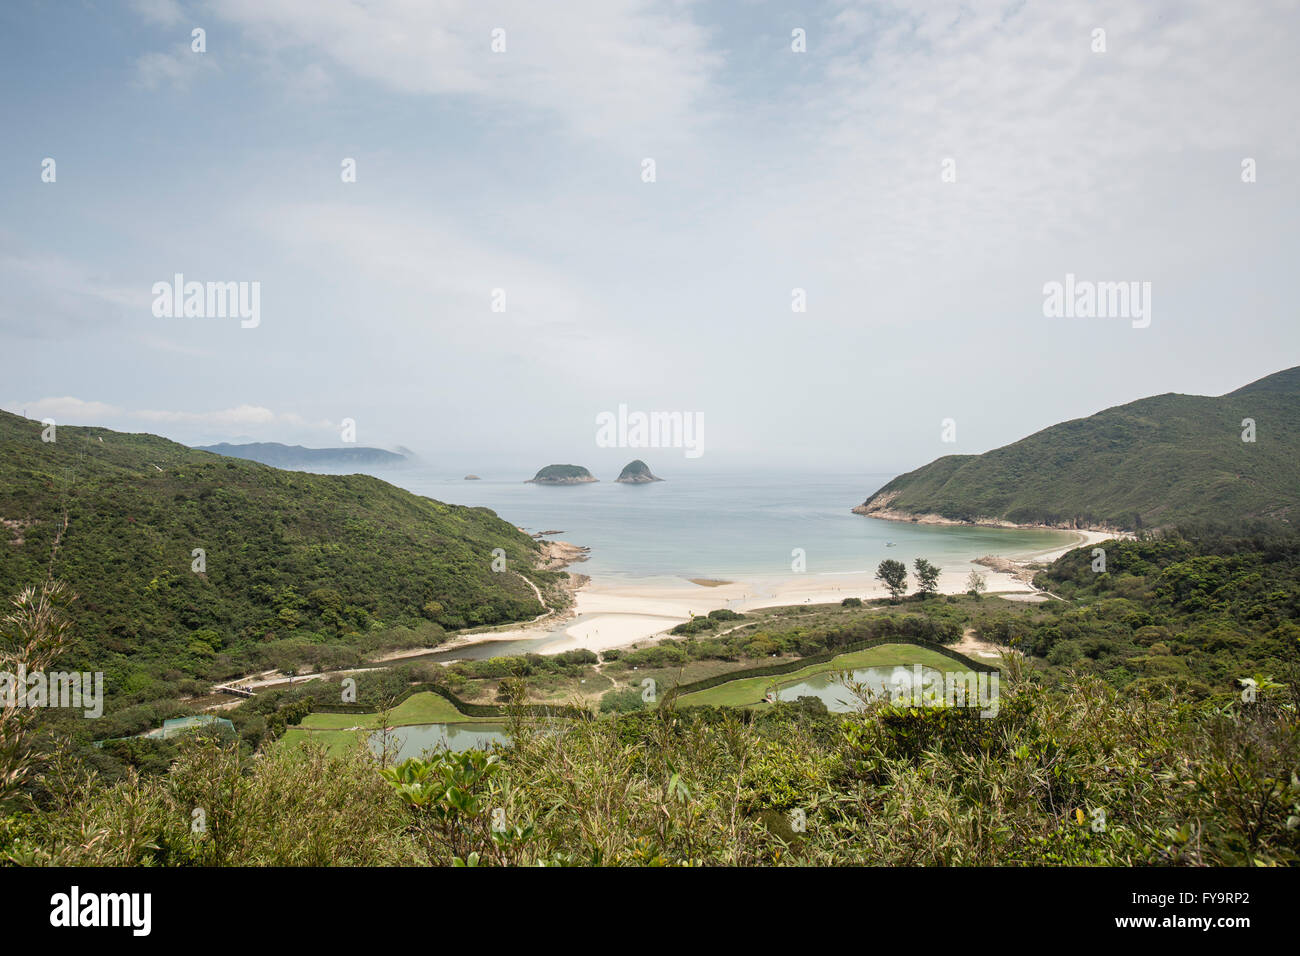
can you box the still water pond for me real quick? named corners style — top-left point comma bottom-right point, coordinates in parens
top-left (370, 723), bottom-right (509, 761)
top-left (777, 666), bottom-right (945, 712)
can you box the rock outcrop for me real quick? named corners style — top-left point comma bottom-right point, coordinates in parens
top-left (526, 464), bottom-right (597, 484)
top-left (615, 459), bottom-right (663, 483)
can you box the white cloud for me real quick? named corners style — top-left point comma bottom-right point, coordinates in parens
top-left (134, 42), bottom-right (218, 91)
top-left (1, 397), bottom-right (124, 423)
top-left (707, 0), bottom-right (1300, 302)
top-left (1, 398), bottom-right (332, 434)
top-left (194, 0), bottom-right (722, 146)
top-left (254, 200), bottom-right (664, 378)
top-left (13, 0), bottom-right (1298, 468)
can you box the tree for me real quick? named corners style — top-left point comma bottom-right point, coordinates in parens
top-left (875, 560), bottom-right (908, 602)
top-left (914, 558), bottom-right (941, 598)
top-left (965, 570), bottom-right (987, 597)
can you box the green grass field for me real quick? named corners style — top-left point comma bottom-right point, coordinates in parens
top-left (281, 646), bottom-right (993, 753)
top-left (296, 692), bottom-right (493, 730)
top-left (278, 725), bottom-right (369, 758)
top-left (674, 643), bottom-right (988, 708)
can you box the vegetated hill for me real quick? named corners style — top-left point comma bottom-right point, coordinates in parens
top-left (616, 460), bottom-right (663, 483)
top-left (196, 442), bottom-right (408, 468)
top-left (0, 410), bottom-right (549, 698)
top-left (855, 366), bottom-right (1300, 531)
top-left (526, 464), bottom-right (597, 484)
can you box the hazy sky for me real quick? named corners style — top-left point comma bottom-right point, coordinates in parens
top-left (2, 0), bottom-right (1297, 476)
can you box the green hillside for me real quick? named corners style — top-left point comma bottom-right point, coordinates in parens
top-left (855, 366), bottom-right (1300, 531)
top-left (0, 410), bottom-right (550, 702)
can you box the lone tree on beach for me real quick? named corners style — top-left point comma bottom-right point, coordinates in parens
top-left (965, 570), bottom-right (987, 597)
top-left (875, 559), bottom-right (908, 602)
top-left (913, 558), bottom-right (941, 598)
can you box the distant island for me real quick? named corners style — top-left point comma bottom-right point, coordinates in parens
top-left (615, 459), bottom-right (663, 483)
top-left (526, 464), bottom-right (597, 484)
top-left (197, 442), bottom-right (409, 468)
top-left (855, 365), bottom-right (1300, 532)
top-left (464, 475), bottom-right (481, 480)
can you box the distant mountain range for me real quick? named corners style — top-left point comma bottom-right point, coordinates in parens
top-left (196, 442), bottom-right (410, 468)
top-left (855, 366), bottom-right (1300, 531)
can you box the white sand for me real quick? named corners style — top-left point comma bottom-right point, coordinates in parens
top-left (436, 528), bottom-right (1128, 659)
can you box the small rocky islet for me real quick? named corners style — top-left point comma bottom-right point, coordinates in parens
top-left (523, 461), bottom-right (664, 483)
top-left (525, 464), bottom-right (598, 484)
top-left (615, 459), bottom-right (663, 483)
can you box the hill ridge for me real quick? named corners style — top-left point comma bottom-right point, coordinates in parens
top-left (0, 409), bottom-right (550, 713)
top-left (855, 366), bottom-right (1300, 531)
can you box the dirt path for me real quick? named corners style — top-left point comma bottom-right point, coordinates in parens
top-left (512, 570), bottom-right (558, 625)
top-left (951, 627), bottom-right (1017, 660)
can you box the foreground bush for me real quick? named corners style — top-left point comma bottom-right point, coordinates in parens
top-left (6, 660), bottom-right (1296, 866)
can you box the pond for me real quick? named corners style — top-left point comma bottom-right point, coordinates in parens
top-left (777, 665), bottom-right (948, 712)
top-left (370, 722), bottom-right (509, 762)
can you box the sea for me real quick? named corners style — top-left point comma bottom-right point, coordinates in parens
top-left (326, 467), bottom-right (1073, 583)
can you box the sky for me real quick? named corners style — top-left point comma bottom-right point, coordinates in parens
top-left (1, 0), bottom-right (1297, 477)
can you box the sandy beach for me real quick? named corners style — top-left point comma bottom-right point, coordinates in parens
top-left (432, 528), bottom-right (1123, 658)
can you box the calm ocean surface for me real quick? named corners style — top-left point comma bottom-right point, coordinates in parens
top-left (339, 467), bottom-right (1073, 582)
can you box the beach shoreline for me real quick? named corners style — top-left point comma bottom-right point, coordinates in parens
top-left (850, 496), bottom-right (1137, 536)
top-left (427, 527), bottom-right (1124, 659)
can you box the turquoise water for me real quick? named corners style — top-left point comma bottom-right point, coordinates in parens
top-left (346, 467), bottom-right (1073, 581)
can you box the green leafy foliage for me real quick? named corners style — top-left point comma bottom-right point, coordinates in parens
top-left (0, 410), bottom-right (550, 717)
top-left (913, 558), bottom-right (941, 597)
top-left (1020, 523), bottom-right (1300, 692)
top-left (876, 559), bottom-right (908, 601)
top-left (669, 607), bottom-right (745, 636)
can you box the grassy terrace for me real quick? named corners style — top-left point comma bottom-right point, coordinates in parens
top-left (280, 691), bottom-right (496, 757)
top-left (280, 640), bottom-right (997, 759)
top-left (674, 643), bottom-right (990, 708)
